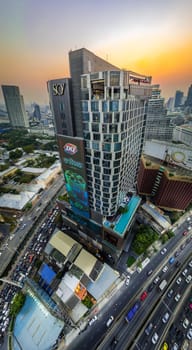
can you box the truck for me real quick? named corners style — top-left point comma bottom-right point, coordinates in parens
top-left (158, 279), bottom-right (167, 291)
top-left (125, 301), bottom-right (141, 322)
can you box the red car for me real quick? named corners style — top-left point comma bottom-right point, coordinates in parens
top-left (183, 231), bottom-right (188, 236)
top-left (140, 291), bottom-right (148, 301)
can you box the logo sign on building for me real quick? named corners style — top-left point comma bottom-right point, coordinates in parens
top-left (64, 143), bottom-right (78, 155)
top-left (52, 83), bottom-right (65, 96)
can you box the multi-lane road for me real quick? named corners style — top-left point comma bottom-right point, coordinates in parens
top-left (0, 175), bottom-right (64, 277)
top-left (67, 214), bottom-right (192, 350)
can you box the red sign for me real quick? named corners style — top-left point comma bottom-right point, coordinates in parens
top-left (64, 143), bottom-right (78, 155)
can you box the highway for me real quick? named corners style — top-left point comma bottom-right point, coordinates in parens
top-left (67, 215), bottom-right (192, 350)
top-left (0, 175), bottom-right (64, 277)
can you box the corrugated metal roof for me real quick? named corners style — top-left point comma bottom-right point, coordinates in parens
top-left (49, 230), bottom-right (77, 257)
top-left (74, 249), bottom-right (97, 276)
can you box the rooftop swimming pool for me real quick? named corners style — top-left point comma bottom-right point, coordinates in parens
top-left (13, 294), bottom-right (64, 350)
top-left (104, 196), bottom-right (141, 236)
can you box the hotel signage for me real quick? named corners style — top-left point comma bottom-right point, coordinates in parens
top-left (53, 83), bottom-right (65, 96)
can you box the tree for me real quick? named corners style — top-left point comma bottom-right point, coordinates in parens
top-left (9, 148), bottom-right (23, 160)
top-left (23, 145), bottom-right (34, 153)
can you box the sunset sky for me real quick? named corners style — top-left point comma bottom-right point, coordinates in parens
top-left (0, 0), bottom-right (192, 105)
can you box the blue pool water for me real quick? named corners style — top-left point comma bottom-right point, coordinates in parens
top-left (13, 294), bottom-right (64, 350)
top-left (114, 196), bottom-right (141, 235)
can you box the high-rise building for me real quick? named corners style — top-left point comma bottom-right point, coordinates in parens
top-left (185, 84), bottom-right (192, 108)
top-left (137, 155), bottom-right (192, 211)
top-left (1, 85), bottom-right (29, 128)
top-left (33, 104), bottom-right (41, 121)
top-left (144, 85), bottom-right (172, 141)
top-left (174, 90), bottom-right (184, 108)
top-left (48, 48), bottom-right (152, 258)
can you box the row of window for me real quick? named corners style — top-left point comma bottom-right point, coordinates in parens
top-left (81, 100), bottom-right (141, 113)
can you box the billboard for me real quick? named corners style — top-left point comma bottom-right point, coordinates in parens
top-left (58, 135), bottom-right (90, 219)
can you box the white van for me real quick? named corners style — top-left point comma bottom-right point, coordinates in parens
top-left (106, 316), bottom-right (114, 327)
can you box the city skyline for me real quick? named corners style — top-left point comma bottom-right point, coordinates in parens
top-left (0, 0), bottom-right (192, 105)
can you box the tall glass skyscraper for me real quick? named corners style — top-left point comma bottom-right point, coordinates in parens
top-left (1, 85), bottom-right (29, 128)
top-left (48, 48), bottom-right (152, 258)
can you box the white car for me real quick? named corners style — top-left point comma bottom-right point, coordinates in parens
top-left (161, 248), bottom-right (167, 255)
top-left (187, 328), bottom-right (192, 340)
top-left (182, 268), bottom-right (188, 276)
top-left (162, 265), bottom-right (168, 273)
top-left (125, 276), bottom-right (130, 286)
top-left (188, 260), bottom-right (192, 268)
top-left (162, 312), bottom-right (170, 323)
top-left (106, 315), bottom-right (114, 327)
top-left (153, 276), bottom-right (160, 284)
top-left (186, 275), bottom-right (192, 283)
top-left (89, 315), bottom-right (98, 326)
top-left (183, 318), bottom-right (189, 329)
top-left (151, 332), bottom-right (159, 344)
top-left (176, 277), bottom-right (182, 285)
top-left (175, 293), bottom-right (181, 302)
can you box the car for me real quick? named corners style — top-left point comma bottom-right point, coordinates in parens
top-left (187, 328), bottom-right (192, 340)
top-left (174, 251), bottom-right (180, 257)
top-left (182, 268), bottom-right (188, 276)
top-left (151, 332), bottom-right (159, 344)
top-left (176, 277), bottom-right (182, 285)
top-left (180, 244), bottom-right (185, 250)
top-left (125, 276), bottom-right (130, 286)
top-left (183, 318), bottom-right (189, 329)
top-left (169, 257), bottom-right (175, 264)
top-left (147, 269), bottom-right (153, 276)
top-left (147, 283), bottom-right (154, 292)
top-left (171, 343), bottom-right (179, 350)
top-left (140, 291), bottom-right (148, 301)
top-left (175, 293), bottom-right (181, 302)
top-left (167, 289), bottom-right (174, 298)
top-left (153, 276), bottom-right (160, 284)
top-left (175, 261), bottom-right (181, 268)
top-left (161, 342), bottom-right (168, 350)
top-left (188, 226), bottom-right (192, 231)
top-left (183, 230), bottom-right (188, 236)
top-left (189, 303), bottom-right (192, 310)
top-left (106, 315), bottom-right (114, 327)
top-left (186, 275), bottom-right (192, 283)
top-left (145, 322), bottom-right (153, 335)
top-left (162, 312), bottom-right (169, 324)
top-left (162, 265), bottom-right (168, 273)
top-left (89, 315), bottom-right (98, 326)
top-left (161, 248), bottom-right (167, 255)
top-left (188, 260), bottom-right (192, 268)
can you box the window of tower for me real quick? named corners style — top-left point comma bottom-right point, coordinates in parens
top-left (114, 143), bottom-right (121, 151)
top-left (91, 101), bottom-right (99, 111)
top-left (103, 153), bottom-right (112, 160)
top-left (93, 152), bottom-right (99, 160)
top-left (113, 134), bottom-right (119, 142)
top-left (102, 143), bottom-right (111, 152)
top-left (110, 71), bottom-right (120, 86)
top-left (91, 79), bottom-right (104, 100)
top-left (104, 113), bottom-right (112, 123)
top-left (103, 134), bottom-right (112, 142)
top-left (82, 101), bottom-right (88, 111)
top-left (109, 124), bottom-right (118, 133)
top-left (109, 100), bottom-right (119, 112)
top-left (92, 112), bottom-right (100, 122)
top-left (114, 88), bottom-right (120, 99)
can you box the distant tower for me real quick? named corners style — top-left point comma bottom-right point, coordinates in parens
top-left (1, 85), bottom-right (29, 128)
top-left (33, 104), bottom-right (41, 121)
top-left (144, 85), bottom-right (172, 141)
top-left (185, 84), bottom-right (192, 108)
top-left (174, 90), bottom-right (183, 108)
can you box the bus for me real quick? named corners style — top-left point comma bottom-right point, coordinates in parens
top-left (125, 301), bottom-right (141, 322)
